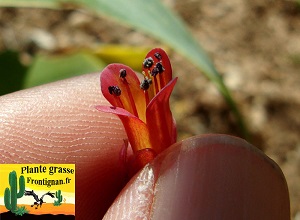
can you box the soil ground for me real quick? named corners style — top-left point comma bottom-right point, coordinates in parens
top-left (0, 0), bottom-right (299, 218)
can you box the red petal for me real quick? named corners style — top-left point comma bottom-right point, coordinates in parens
top-left (96, 105), bottom-right (151, 152)
top-left (100, 64), bottom-right (146, 121)
top-left (131, 148), bottom-right (157, 175)
top-left (143, 48), bottom-right (172, 84)
top-left (146, 77), bottom-right (178, 153)
top-left (142, 48), bottom-right (173, 100)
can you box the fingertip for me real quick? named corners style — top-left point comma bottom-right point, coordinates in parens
top-left (104, 134), bottom-right (290, 220)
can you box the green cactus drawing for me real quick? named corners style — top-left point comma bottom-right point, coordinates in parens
top-left (53, 189), bottom-right (63, 206)
top-left (4, 170), bottom-right (25, 213)
top-left (14, 206), bottom-right (29, 216)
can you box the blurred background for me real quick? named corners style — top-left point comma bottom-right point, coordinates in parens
top-left (0, 0), bottom-right (299, 218)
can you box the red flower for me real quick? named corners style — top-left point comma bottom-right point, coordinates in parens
top-left (96, 48), bottom-right (177, 172)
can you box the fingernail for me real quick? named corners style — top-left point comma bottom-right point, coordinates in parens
top-left (151, 134), bottom-right (290, 219)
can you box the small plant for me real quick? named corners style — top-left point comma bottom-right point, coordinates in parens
top-left (4, 170), bottom-right (25, 213)
top-left (53, 190), bottom-right (63, 206)
top-left (14, 206), bottom-right (29, 216)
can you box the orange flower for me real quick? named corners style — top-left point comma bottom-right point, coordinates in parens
top-left (96, 48), bottom-right (177, 172)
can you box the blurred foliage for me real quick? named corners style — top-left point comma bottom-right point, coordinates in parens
top-left (94, 45), bottom-right (153, 72)
top-left (289, 53), bottom-right (300, 67)
top-left (24, 51), bottom-right (106, 88)
top-left (0, 0), bottom-right (249, 138)
top-left (0, 50), bottom-right (27, 96)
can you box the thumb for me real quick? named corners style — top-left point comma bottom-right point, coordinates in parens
top-left (103, 134), bottom-right (290, 220)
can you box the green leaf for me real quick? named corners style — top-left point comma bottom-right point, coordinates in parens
top-left (0, 0), bottom-right (59, 8)
top-left (0, 50), bottom-right (27, 96)
top-left (23, 52), bottom-right (106, 88)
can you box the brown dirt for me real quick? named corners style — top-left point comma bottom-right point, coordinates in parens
top-left (0, 0), bottom-right (299, 218)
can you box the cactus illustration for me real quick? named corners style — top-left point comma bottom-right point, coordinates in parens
top-left (53, 190), bottom-right (63, 206)
top-left (14, 206), bottom-right (29, 216)
top-left (4, 171), bottom-right (25, 213)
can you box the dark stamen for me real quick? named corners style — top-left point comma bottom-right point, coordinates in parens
top-left (140, 79), bottom-right (151, 90)
top-left (119, 69), bottom-right (127, 78)
top-left (151, 68), bottom-right (159, 77)
top-left (154, 52), bottom-right (162, 60)
top-left (108, 86), bottom-right (114, 94)
top-left (143, 57), bottom-right (154, 69)
top-left (156, 62), bottom-right (165, 74)
top-left (108, 86), bottom-right (121, 96)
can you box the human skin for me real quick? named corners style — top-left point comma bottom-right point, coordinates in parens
top-left (0, 73), bottom-right (127, 218)
top-left (0, 73), bottom-right (290, 219)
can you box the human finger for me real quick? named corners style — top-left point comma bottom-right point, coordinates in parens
top-left (0, 73), bottom-right (127, 218)
top-left (104, 134), bottom-right (290, 220)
